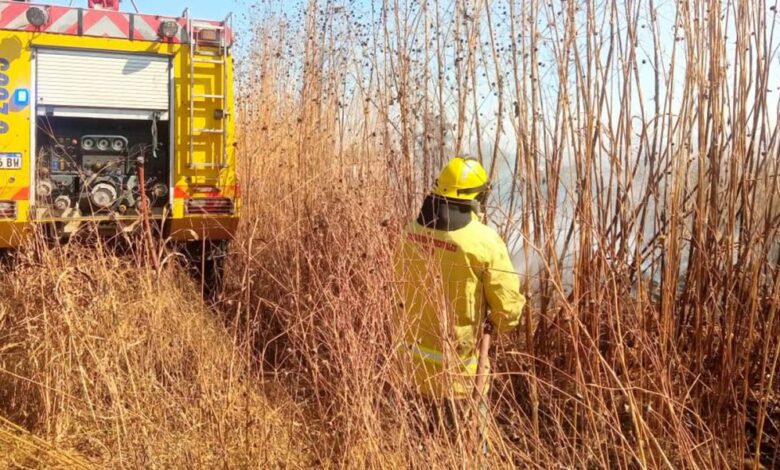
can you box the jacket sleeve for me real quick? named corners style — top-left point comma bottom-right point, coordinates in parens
top-left (483, 235), bottom-right (526, 334)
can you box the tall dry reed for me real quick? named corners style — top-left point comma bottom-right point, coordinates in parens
top-left (231, 0), bottom-right (780, 467)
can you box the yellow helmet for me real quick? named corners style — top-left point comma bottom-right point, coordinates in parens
top-left (433, 156), bottom-right (490, 201)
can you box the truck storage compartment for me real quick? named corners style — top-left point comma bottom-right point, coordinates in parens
top-left (33, 48), bottom-right (172, 220)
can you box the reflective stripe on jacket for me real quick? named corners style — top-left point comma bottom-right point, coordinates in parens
top-left (395, 198), bottom-right (526, 399)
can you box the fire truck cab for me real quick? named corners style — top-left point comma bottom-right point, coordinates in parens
top-left (0, 0), bottom-right (238, 253)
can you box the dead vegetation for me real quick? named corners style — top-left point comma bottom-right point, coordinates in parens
top-left (0, 246), bottom-right (311, 468)
top-left (2, 0), bottom-right (780, 468)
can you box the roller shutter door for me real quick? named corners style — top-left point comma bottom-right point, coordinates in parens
top-left (36, 49), bottom-right (170, 112)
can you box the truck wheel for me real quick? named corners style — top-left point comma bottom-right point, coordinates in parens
top-left (183, 240), bottom-right (228, 302)
top-left (0, 248), bottom-right (14, 271)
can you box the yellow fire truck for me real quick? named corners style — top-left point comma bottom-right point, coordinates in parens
top-left (0, 0), bottom-right (238, 287)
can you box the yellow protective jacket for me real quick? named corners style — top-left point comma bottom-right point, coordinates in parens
top-left (395, 195), bottom-right (526, 399)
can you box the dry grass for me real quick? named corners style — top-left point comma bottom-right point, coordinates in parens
top-left (2, 0), bottom-right (780, 468)
top-left (0, 246), bottom-right (311, 468)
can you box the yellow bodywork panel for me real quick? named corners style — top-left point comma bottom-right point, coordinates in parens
top-left (0, 30), bottom-right (237, 247)
top-left (0, 31), bottom-right (33, 246)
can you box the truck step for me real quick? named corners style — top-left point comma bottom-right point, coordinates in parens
top-left (193, 58), bottom-right (225, 65)
top-left (189, 162), bottom-right (226, 169)
top-left (192, 93), bottom-right (225, 99)
top-left (193, 49), bottom-right (224, 57)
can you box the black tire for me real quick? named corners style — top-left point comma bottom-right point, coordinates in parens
top-left (0, 248), bottom-right (14, 271)
top-left (182, 240), bottom-right (228, 302)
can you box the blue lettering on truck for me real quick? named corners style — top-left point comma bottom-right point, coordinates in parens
top-left (0, 57), bottom-right (9, 134)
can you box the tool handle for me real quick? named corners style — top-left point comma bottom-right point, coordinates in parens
top-left (472, 324), bottom-right (492, 401)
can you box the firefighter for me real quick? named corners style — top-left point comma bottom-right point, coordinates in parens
top-left (395, 156), bottom-right (526, 439)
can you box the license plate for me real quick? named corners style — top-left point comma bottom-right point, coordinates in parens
top-left (0, 153), bottom-right (21, 169)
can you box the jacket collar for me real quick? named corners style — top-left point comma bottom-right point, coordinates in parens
top-left (416, 194), bottom-right (474, 231)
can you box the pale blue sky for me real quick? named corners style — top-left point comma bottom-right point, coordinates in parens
top-left (44, 0), bottom-right (250, 22)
